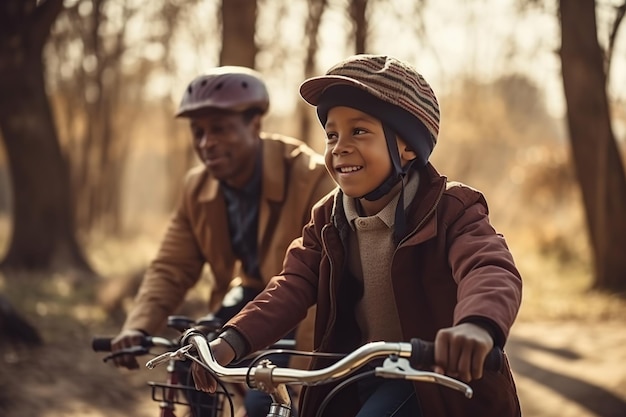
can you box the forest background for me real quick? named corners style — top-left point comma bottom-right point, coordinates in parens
top-left (0, 0), bottom-right (625, 416)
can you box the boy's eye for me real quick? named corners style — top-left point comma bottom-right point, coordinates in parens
top-left (353, 127), bottom-right (367, 135)
top-left (325, 131), bottom-right (338, 143)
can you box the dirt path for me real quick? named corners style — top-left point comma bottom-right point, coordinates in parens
top-left (508, 320), bottom-right (626, 417)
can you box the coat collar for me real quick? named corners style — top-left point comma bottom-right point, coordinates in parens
top-left (401, 163), bottom-right (446, 245)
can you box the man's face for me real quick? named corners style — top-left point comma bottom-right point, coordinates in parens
top-left (189, 110), bottom-right (261, 188)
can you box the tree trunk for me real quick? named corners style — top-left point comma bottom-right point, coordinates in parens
top-left (350, 0), bottom-right (368, 54)
top-left (559, 0), bottom-right (626, 291)
top-left (0, 0), bottom-right (92, 272)
top-left (220, 0), bottom-right (258, 67)
top-left (299, 0), bottom-right (329, 145)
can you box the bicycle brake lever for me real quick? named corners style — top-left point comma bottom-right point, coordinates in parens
top-left (146, 344), bottom-right (193, 369)
top-left (375, 357), bottom-right (474, 399)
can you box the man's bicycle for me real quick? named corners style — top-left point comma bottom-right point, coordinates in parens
top-left (93, 315), bottom-right (276, 417)
top-left (146, 327), bottom-right (503, 417)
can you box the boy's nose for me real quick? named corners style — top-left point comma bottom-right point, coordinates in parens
top-left (332, 136), bottom-right (352, 155)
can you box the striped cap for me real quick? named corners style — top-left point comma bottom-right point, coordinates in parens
top-left (299, 54), bottom-right (440, 144)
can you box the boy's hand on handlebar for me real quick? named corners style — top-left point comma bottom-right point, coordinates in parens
top-left (192, 338), bottom-right (236, 393)
top-left (434, 323), bottom-right (494, 383)
top-left (111, 329), bottom-right (145, 369)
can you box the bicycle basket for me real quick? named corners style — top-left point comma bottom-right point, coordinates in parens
top-left (149, 381), bottom-right (229, 417)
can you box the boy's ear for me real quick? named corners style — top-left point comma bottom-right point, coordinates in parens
top-left (398, 139), bottom-right (418, 163)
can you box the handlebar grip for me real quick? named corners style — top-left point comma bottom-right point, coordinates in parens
top-left (409, 338), bottom-right (502, 372)
top-left (92, 336), bottom-right (113, 352)
top-left (91, 335), bottom-right (155, 352)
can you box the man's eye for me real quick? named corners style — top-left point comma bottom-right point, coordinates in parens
top-left (192, 128), bottom-right (204, 140)
top-left (210, 125), bottom-right (225, 134)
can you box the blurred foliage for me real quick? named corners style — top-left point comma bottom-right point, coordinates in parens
top-left (0, 0), bottom-right (624, 309)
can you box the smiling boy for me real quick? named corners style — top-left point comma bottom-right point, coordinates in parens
top-left (194, 55), bottom-right (522, 417)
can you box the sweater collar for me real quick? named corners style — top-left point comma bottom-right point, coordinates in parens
top-left (343, 168), bottom-right (420, 230)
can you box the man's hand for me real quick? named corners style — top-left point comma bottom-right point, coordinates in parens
top-left (111, 329), bottom-right (146, 370)
top-left (434, 322), bottom-right (494, 382)
top-left (192, 338), bottom-right (236, 392)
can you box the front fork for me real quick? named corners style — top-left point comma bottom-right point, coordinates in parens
top-left (158, 359), bottom-right (179, 417)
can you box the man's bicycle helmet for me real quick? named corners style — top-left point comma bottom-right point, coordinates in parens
top-left (176, 66), bottom-right (270, 118)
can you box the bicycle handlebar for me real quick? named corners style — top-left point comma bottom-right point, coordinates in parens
top-left (91, 335), bottom-right (176, 352)
top-left (146, 329), bottom-right (504, 399)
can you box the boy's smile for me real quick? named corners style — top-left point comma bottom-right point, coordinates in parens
top-left (336, 164), bottom-right (363, 174)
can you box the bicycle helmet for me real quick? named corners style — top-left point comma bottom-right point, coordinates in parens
top-left (176, 66), bottom-right (270, 118)
top-left (299, 54), bottom-right (439, 169)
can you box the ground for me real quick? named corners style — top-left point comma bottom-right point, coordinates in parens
top-left (0, 246), bottom-right (625, 417)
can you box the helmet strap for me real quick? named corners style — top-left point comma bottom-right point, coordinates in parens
top-left (361, 124), bottom-right (404, 201)
top-left (360, 123), bottom-right (417, 244)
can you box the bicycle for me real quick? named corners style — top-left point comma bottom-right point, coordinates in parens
top-left (92, 314), bottom-right (273, 417)
top-left (146, 327), bottom-right (504, 417)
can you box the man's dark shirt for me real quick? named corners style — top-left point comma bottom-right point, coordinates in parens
top-left (220, 153), bottom-right (262, 281)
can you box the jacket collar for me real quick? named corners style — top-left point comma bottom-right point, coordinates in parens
top-left (401, 162), bottom-right (446, 245)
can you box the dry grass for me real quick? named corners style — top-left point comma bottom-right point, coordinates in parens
top-left (514, 247), bottom-right (626, 322)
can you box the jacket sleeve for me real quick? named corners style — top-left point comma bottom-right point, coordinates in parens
top-left (223, 217), bottom-right (322, 355)
top-left (446, 197), bottom-right (522, 346)
top-left (122, 187), bottom-right (205, 335)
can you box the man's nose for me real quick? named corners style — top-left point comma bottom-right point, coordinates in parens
top-left (198, 134), bottom-right (216, 148)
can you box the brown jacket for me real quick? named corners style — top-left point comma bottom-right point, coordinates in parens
top-left (226, 163), bottom-right (522, 417)
top-left (123, 133), bottom-right (336, 356)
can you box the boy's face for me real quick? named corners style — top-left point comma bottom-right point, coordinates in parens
top-left (324, 106), bottom-right (414, 199)
top-left (189, 109), bottom-right (261, 189)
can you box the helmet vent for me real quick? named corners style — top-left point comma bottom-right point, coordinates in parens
top-left (241, 81), bottom-right (248, 88)
top-left (215, 82), bottom-right (223, 90)
top-left (200, 80), bottom-right (207, 87)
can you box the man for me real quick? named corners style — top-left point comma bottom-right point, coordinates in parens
top-left (110, 66), bottom-right (336, 417)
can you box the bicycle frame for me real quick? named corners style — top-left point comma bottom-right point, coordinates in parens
top-left (156, 357), bottom-right (180, 417)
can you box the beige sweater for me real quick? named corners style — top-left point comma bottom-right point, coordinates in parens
top-left (343, 170), bottom-right (420, 342)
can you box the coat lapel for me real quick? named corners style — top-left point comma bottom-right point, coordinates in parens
top-left (258, 138), bottom-right (286, 247)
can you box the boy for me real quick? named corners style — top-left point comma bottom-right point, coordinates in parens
top-left (193, 55), bottom-right (522, 417)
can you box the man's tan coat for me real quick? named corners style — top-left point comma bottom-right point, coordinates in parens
top-left (123, 133), bottom-right (336, 360)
